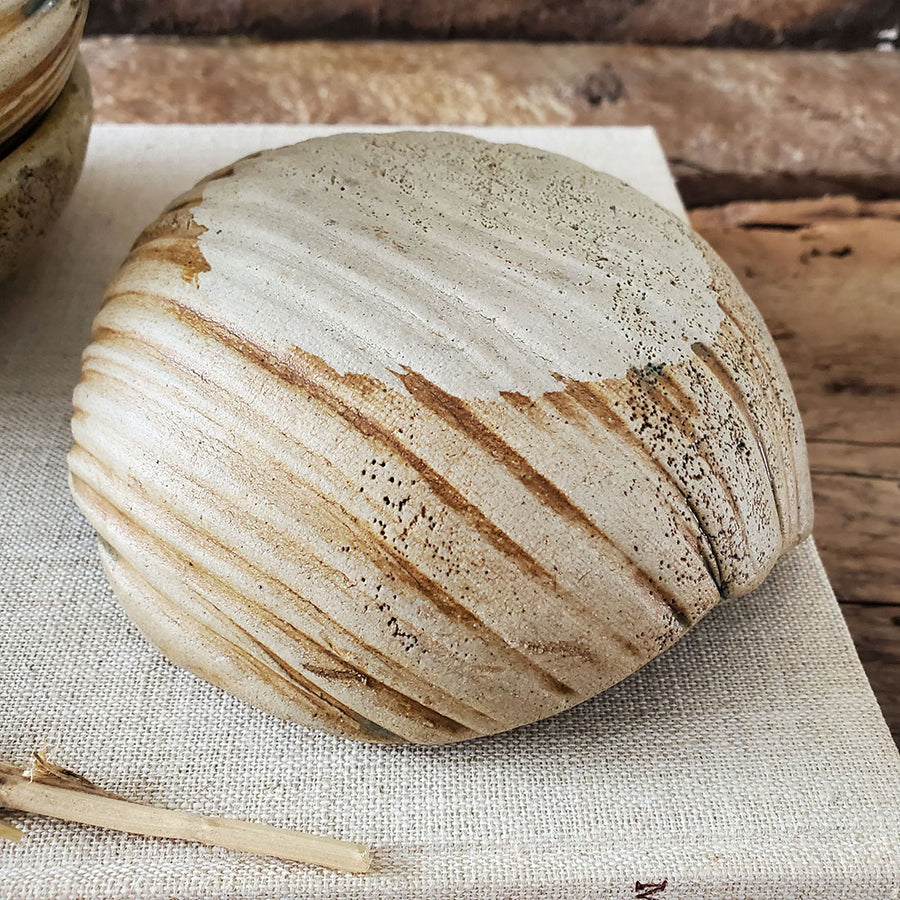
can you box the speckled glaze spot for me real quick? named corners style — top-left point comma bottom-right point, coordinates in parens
top-left (69, 132), bottom-right (813, 745)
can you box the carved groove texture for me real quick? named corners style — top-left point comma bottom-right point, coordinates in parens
top-left (69, 133), bottom-right (813, 743)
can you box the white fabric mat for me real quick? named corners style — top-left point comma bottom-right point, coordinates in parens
top-left (0, 125), bottom-right (897, 900)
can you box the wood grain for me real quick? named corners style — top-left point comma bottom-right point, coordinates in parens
top-left (82, 0), bottom-right (899, 49)
top-left (81, 38), bottom-right (900, 206)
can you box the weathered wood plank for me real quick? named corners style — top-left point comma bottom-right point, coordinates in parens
top-left (807, 439), bottom-right (900, 481)
top-left (840, 603), bottom-right (900, 744)
top-left (810, 473), bottom-right (900, 606)
top-left (83, 0), bottom-right (900, 49)
top-left (690, 200), bottom-right (900, 442)
top-left (692, 195), bottom-right (900, 227)
top-left (81, 38), bottom-right (900, 205)
top-left (691, 199), bottom-right (900, 610)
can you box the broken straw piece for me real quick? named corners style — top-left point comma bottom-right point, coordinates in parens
top-left (0, 820), bottom-right (23, 842)
top-left (0, 754), bottom-right (371, 873)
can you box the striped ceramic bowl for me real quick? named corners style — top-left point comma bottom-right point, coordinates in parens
top-left (0, 0), bottom-right (88, 154)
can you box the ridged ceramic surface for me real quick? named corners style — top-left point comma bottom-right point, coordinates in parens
top-left (0, 0), bottom-right (88, 152)
top-left (69, 132), bottom-right (813, 744)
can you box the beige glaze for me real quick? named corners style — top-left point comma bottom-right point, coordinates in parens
top-left (69, 132), bottom-right (813, 744)
top-left (0, 53), bottom-right (91, 282)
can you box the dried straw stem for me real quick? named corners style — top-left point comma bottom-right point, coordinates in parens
top-left (0, 755), bottom-right (370, 873)
top-left (0, 819), bottom-right (23, 842)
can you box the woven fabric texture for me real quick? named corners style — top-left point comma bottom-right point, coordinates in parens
top-left (0, 126), bottom-right (897, 900)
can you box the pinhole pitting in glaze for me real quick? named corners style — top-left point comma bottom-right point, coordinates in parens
top-left (0, 0), bottom-right (88, 154)
top-left (69, 132), bottom-right (813, 745)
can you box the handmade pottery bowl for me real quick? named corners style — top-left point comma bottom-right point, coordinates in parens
top-left (69, 132), bottom-right (814, 744)
top-left (0, 0), bottom-right (88, 152)
top-left (0, 53), bottom-right (91, 282)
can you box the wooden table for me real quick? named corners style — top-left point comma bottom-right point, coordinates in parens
top-left (81, 37), bottom-right (899, 742)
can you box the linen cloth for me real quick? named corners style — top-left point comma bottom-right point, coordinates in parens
top-left (0, 125), bottom-right (897, 900)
